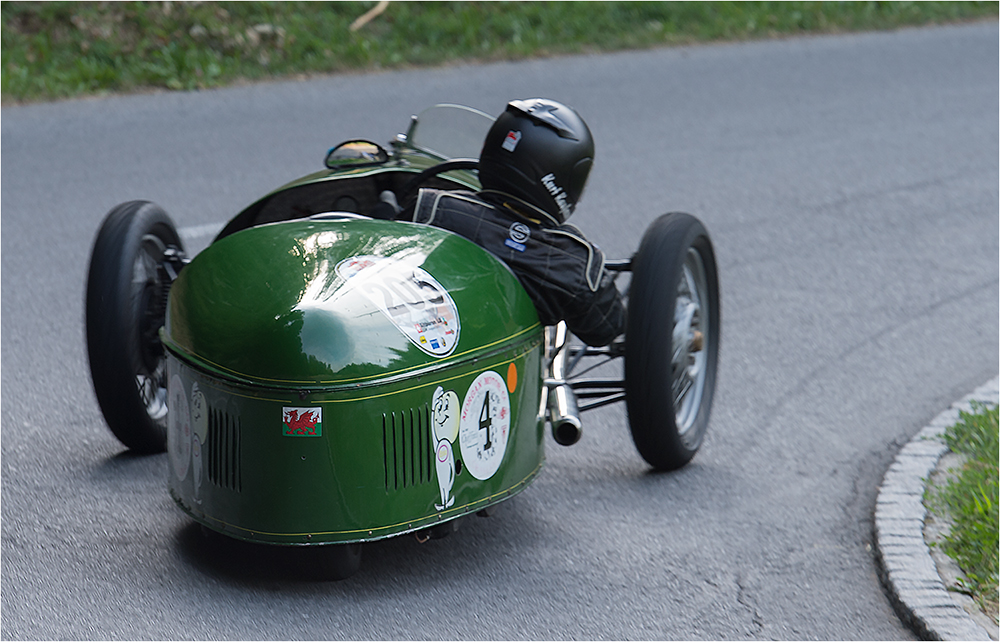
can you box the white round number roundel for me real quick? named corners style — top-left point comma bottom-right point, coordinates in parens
top-left (459, 371), bottom-right (511, 480)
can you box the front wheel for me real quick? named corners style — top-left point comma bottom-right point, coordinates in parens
top-left (86, 201), bottom-right (185, 453)
top-left (625, 213), bottom-right (720, 470)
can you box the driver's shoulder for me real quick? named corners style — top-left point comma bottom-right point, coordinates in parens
top-left (414, 188), bottom-right (492, 223)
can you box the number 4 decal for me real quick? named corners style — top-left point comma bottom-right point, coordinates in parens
top-left (480, 393), bottom-right (493, 451)
top-left (459, 371), bottom-right (511, 480)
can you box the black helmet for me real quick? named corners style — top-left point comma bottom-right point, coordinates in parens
top-left (479, 99), bottom-right (594, 225)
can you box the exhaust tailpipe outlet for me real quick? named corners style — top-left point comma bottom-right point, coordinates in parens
top-left (548, 384), bottom-right (582, 446)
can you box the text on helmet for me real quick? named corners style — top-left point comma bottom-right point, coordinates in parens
top-left (540, 173), bottom-right (572, 220)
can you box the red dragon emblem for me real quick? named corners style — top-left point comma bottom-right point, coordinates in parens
top-left (282, 407), bottom-right (322, 437)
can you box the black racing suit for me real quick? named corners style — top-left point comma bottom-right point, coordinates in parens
top-left (403, 188), bottom-right (626, 347)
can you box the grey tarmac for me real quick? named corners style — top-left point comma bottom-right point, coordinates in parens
top-left (2, 21), bottom-right (997, 641)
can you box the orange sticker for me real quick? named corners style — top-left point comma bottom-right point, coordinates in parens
top-left (506, 362), bottom-right (517, 393)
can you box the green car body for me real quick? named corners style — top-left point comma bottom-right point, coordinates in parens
top-left (163, 213), bottom-right (546, 545)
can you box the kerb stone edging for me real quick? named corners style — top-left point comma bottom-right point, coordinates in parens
top-left (874, 376), bottom-right (999, 641)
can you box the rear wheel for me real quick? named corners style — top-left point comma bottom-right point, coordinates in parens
top-left (625, 213), bottom-right (720, 470)
top-left (86, 201), bottom-right (185, 453)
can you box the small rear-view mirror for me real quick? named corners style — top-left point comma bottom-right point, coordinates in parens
top-left (324, 140), bottom-right (390, 169)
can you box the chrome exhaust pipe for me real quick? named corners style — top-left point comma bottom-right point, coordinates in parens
top-left (546, 323), bottom-right (583, 446)
top-left (548, 383), bottom-right (582, 445)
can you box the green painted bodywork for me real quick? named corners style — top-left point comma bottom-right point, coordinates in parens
top-left (163, 217), bottom-right (546, 544)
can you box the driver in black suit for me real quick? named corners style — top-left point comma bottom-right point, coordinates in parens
top-left (396, 98), bottom-right (626, 347)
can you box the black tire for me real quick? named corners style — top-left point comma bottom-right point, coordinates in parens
top-left (86, 201), bottom-right (185, 453)
top-left (300, 543), bottom-right (363, 581)
top-left (625, 212), bottom-right (720, 470)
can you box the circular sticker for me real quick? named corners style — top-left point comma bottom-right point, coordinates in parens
top-left (335, 255), bottom-right (460, 358)
top-left (459, 371), bottom-right (511, 480)
top-left (506, 362), bottom-right (518, 394)
top-left (168, 374), bottom-right (191, 481)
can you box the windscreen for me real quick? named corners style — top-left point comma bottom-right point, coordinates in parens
top-left (405, 104), bottom-right (494, 160)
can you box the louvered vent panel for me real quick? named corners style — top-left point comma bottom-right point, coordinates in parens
top-left (383, 405), bottom-right (432, 491)
top-left (208, 408), bottom-right (241, 492)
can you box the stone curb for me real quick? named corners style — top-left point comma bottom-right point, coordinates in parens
top-left (874, 376), bottom-right (999, 641)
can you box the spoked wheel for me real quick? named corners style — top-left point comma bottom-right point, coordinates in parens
top-left (86, 201), bottom-right (186, 453)
top-left (625, 212), bottom-right (720, 470)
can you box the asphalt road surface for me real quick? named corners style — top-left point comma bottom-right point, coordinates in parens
top-left (2, 22), bottom-right (997, 641)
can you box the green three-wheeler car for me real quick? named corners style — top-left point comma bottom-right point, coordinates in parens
top-left (85, 104), bottom-right (720, 579)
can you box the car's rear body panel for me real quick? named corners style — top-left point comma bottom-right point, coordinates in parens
top-left (163, 217), bottom-right (545, 544)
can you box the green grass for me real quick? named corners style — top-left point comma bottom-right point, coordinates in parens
top-left (2, 1), bottom-right (997, 103)
top-left (928, 402), bottom-right (999, 619)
